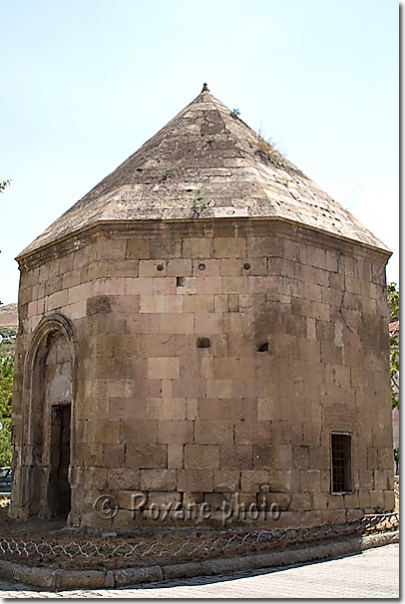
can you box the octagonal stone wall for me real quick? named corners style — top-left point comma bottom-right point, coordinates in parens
top-left (10, 219), bottom-right (394, 528)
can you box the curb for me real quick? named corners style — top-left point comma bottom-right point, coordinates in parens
top-left (0, 530), bottom-right (399, 590)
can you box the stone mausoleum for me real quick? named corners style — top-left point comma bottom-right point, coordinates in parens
top-left (10, 85), bottom-right (394, 528)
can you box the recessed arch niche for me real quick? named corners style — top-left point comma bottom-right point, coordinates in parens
top-left (21, 314), bottom-right (77, 519)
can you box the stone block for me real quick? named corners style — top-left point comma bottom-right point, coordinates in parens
top-left (213, 470), bottom-right (240, 492)
top-left (235, 422), bottom-right (270, 445)
top-left (47, 290), bottom-right (69, 311)
top-left (164, 295), bottom-right (183, 313)
top-left (247, 236), bottom-right (282, 258)
top-left (254, 444), bottom-right (292, 470)
top-left (241, 470), bottom-right (269, 492)
top-left (146, 398), bottom-right (186, 420)
top-left (162, 562), bottom-right (204, 581)
top-left (292, 446), bottom-right (310, 470)
top-left (157, 420), bottom-right (193, 444)
top-left (183, 237), bottom-right (211, 258)
top-left (248, 275), bottom-right (280, 294)
top-left (107, 469), bottom-right (141, 491)
top-left (220, 258), bottom-right (242, 276)
top-left (290, 493), bottom-right (312, 511)
top-left (110, 509), bottom-right (137, 528)
top-left (183, 294), bottom-right (213, 313)
top-left (182, 491), bottom-right (204, 506)
top-left (147, 491), bottom-right (182, 509)
top-left (369, 489), bottom-right (384, 509)
top-left (268, 468), bottom-right (296, 492)
top-left (67, 299), bottom-right (87, 319)
top-left (110, 396), bottom-right (146, 421)
top-left (367, 447), bottom-right (378, 470)
top-left (383, 490), bottom-right (395, 511)
top-left (194, 312), bottom-right (223, 334)
top-left (212, 237), bottom-right (246, 258)
top-left (139, 259), bottom-right (167, 277)
top-left (343, 492), bottom-right (359, 508)
top-left (374, 470), bottom-right (389, 490)
top-left (120, 420), bottom-right (158, 445)
top-left (168, 444), bottom-right (184, 468)
top-left (126, 444), bottom-right (167, 469)
top-left (196, 276), bottom-right (222, 295)
top-left (212, 357), bottom-right (253, 381)
top-left (220, 445), bottom-right (253, 469)
top-left (377, 447), bottom-right (394, 470)
top-left (193, 258), bottom-right (220, 276)
top-left (204, 492), bottom-right (230, 510)
top-left (95, 237), bottom-right (126, 261)
top-left (140, 295), bottom-right (165, 313)
top-left (125, 277), bottom-right (153, 295)
top-left (206, 380), bottom-right (232, 398)
top-left (114, 566), bottom-right (163, 587)
top-left (107, 259), bottom-right (139, 278)
top-left (87, 420), bottom-right (120, 444)
top-left (92, 278), bottom-right (125, 296)
top-left (68, 282), bottom-right (92, 305)
top-left (358, 490), bottom-right (370, 509)
top-left (184, 445), bottom-right (220, 469)
top-left (167, 258), bottom-right (193, 276)
top-left (311, 492), bottom-right (327, 510)
top-left (172, 377), bottom-right (206, 398)
top-left (147, 357), bottom-right (179, 380)
top-left (300, 469), bottom-right (321, 493)
top-left (153, 277), bottom-right (177, 295)
top-left (82, 467), bottom-right (108, 490)
top-left (308, 445), bottom-right (329, 470)
top-left (304, 282), bottom-right (323, 302)
top-left (177, 470), bottom-right (213, 492)
top-left (194, 421), bottom-right (234, 445)
top-left (103, 444), bottom-right (125, 469)
top-left (222, 276), bottom-right (248, 294)
top-left (306, 244), bottom-right (327, 269)
top-left (140, 469), bottom-right (176, 491)
top-left (149, 237), bottom-right (182, 259)
top-left (160, 313), bottom-right (194, 334)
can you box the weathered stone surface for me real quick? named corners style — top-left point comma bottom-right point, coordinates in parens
top-left (10, 85), bottom-right (393, 529)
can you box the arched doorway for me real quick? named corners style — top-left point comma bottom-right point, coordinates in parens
top-left (22, 315), bottom-right (76, 520)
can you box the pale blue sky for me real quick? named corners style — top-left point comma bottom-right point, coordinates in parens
top-left (0, 0), bottom-right (399, 304)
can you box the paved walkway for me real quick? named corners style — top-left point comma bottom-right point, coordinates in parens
top-left (0, 544), bottom-right (399, 598)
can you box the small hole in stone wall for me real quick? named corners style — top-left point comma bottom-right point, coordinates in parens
top-left (256, 342), bottom-right (268, 352)
top-left (198, 263), bottom-right (206, 271)
top-left (177, 277), bottom-right (186, 287)
top-left (157, 264), bottom-right (164, 271)
top-left (196, 337), bottom-right (211, 349)
top-left (243, 263), bottom-right (251, 270)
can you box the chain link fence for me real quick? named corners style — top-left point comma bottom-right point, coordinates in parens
top-left (0, 513), bottom-right (398, 570)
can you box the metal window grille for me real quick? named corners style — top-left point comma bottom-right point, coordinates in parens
top-left (331, 434), bottom-right (352, 493)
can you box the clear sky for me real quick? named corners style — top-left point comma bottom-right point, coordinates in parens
top-left (0, 0), bottom-right (399, 304)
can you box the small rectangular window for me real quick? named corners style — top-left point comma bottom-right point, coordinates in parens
top-left (331, 434), bottom-right (352, 493)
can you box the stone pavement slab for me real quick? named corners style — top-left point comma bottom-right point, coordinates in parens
top-left (0, 543), bottom-right (399, 598)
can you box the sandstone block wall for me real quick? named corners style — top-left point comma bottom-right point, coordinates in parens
top-left (11, 220), bottom-right (394, 526)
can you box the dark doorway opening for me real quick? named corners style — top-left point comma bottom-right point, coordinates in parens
top-left (48, 405), bottom-right (71, 518)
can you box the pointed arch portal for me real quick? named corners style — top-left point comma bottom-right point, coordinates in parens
top-left (21, 314), bottom-right (76, 519)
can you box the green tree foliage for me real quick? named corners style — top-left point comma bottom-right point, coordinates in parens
top-left (388, 282), bottom-right (399, 409)
top-left (0, 351), bottom-right (13, 466)
top-left (0, 179), bottom-right (11, 194)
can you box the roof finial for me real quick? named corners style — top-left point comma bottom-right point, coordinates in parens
top-left (202, 83), bottom-right (209, 92)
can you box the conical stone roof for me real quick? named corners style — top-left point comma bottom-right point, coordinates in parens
top-left (19, 84), bottom-right (389, 258)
